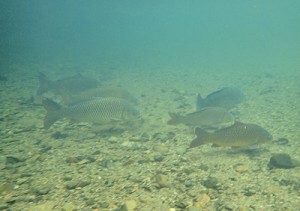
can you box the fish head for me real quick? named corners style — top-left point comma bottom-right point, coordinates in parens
top-left (255, 127), bottom-right (273, 144)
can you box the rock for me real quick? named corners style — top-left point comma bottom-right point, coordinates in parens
top-left (33, 186), bottom-right (50, 195)
top-left (193, 194), bottom-right (210, 208)
top-left (65, 181), bottom-right (78, 190)
top-left (202, 177), bottom-right (220, 190)
top-left (5, 156), bottom-right (25, 165)
top-left (65, 156), bottom-right (83, 164)
top-left (51, 131), bottom-right (68, 139)
top-left (0, 204), bottom-right (8, 210)
top-left (155, 174), bottom-right (169, 188)
top-left (62, 202), bottom-right (77, 211)
top-left (77, 179), bottom-right (91, 188)
top-left (39, 145), bottom-right (52, 153)
top-left (153, 154), bottom-right (164, 162)
top-left (153, 144), bottom-right (169, 154)
top-left (120, 200), bottom-right (137, 211)
top-left (175, 200), bottom-right (188, 209)
top-left (187, 206), bottom-right (202, 211)
top-left (65, 179), bottom-right (91, 189)
top-left (184, 180), bottom-right (193, 187)
top-left (234, 163), bottom-right (249, 173)
top-left (28, 201), bottom-right (55, 211)
top-left (268, 153), bottom-right (299, 169)
top-left (0, 183), bottom-right (13, 194)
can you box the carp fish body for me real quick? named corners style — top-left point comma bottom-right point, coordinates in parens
top-left (42, 97), bottom-right (140, 129)
top-left (190, 121), bottom-right (272, 148)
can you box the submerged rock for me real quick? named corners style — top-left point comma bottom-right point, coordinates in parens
top-left (120, 200), bottom-right (137, 211)
top-left (268, 153), bottom-right (299, 169)
top-left (155, 174), bottom-right (169, 188)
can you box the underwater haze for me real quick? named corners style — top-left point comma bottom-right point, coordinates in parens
top-left (1, 1), bottom-right (300, 210)
top-left (1, 0), bottom-right (300, 72)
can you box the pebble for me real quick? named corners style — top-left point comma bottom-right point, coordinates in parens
top-left (234, 164), bottom-right (249, 173)
top-left (0, 204), bottom-right (8, 210)
top-left (202, 177), bottom-right (220, 190)
top-left (187, 206), bottom-right (202, 211)
top-left (153, 154), bottom-right (164, 162)
top-left (33, 186), bottom-right (50, 195)
top-left (184, 180), bottom-right (193, 187)
top-left (51, 131), bottom-right (68, 139)
top-left (5, 156), bottom-right (25, 165)
top-left (120, 199), bottom-right (137, 211)
top-left (65, 156), bottom-right (83, 164)
top-left (62, 202), bottom-right (77, 211)
top-left (65, 179), bottom-right (91, 190)
top-left (193, 194), bottom-right (210, 208)
top-left (155, 174), bottom-right (169, 188)
top-left (0, 183), bottom-right (13, 194)
top-left (153, 144), bottom-right (169, 154)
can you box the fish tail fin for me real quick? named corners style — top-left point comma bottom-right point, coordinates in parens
top-left (189, 127), bottom-right (209, 148)
top-left (37, 72), bottom-right (54, 95)
top-left (167, 112), bottom-right (181, 125)
top-left (196, 94), bottom-right (204, 111)
top-left (42, 98), bottom-right (63, 129)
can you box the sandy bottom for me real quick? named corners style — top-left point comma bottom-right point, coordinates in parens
top-left (0, 60), bottom-right (299, 211)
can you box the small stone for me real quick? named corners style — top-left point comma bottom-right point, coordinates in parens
top-left (234, 164), bottom-right (249, 173)
top-left (120, 199), bottom-right (137, 211)
top-left (28, 201), bottom-right (55, 211)
top-left (199, 164), bottom-right (209, 171)
top-left (65, 181), bottom-right (78, 190)
top-left (5, 156), bottom-right (24, 165)
top-left (187, 206), bottom-right (202, 211)
top-left (202, 177), bottom-right (219, 190)
top-left (193, 194), bottom-right (210, 208)
top-left (85, 199), bottom-right (95, 206)
top-left (51, 131), bottom-right (68, 139)
top-left (63, 175), bottom-right (73, 181)
top-left (62, 202), bottom-right (77, 211)
top-left (153, 144), bottom-right (169, 154)
top-left (175, 201), bottom-right (188, 209)
top-left (155, 174), bottom-right (169, 188)
top-left (65, 156), bottom-right (83, 164)
top-left (0, 204), bottom-right (8, 210)
top-left (33, 186), bottom-right (50, 195)
top-left (153, 154), bottom-right (164, 162)
top-left (184, 180), bottom-right (193, 187)
top-left (77, 179), bottom-right (91, 188)
top-left (100, 159), bottom-right (114, 168)
top-left (39, 145), bottom-right (52, 153)
top-left (65, 179), bottom-right (90, 190)
top-left (268, 153), bottom-right (299, 169)
top-left (0, 183), bottom-right (13, 194)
